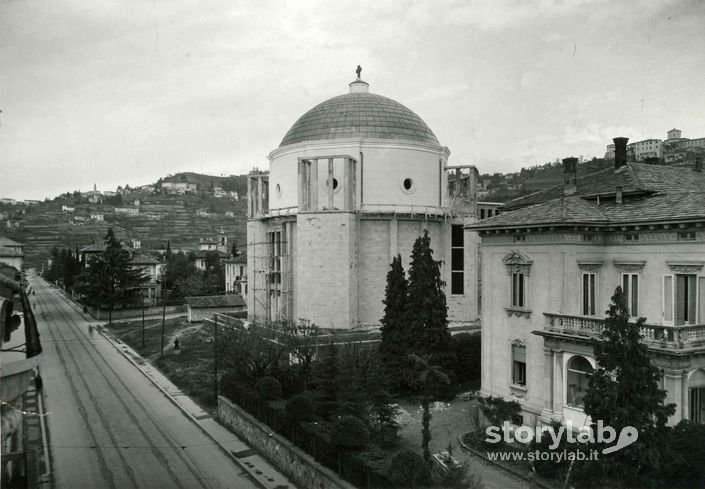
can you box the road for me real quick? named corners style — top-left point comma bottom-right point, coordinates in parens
top-left (30, 276), bottom-right (265, 489)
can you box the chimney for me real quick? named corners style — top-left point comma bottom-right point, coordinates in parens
top-left (613, 137), bottom-right (629, 169)
top-left (562, 157), bottom-right (578, 195)
top-left (616, 186), bottom-right (623, 205)
top-left (696, 156), bottom-right (703, 172)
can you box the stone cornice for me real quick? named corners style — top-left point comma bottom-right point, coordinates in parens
top-left (667, 261), bottom-right (705, 274)
top-left (614, 260), bottom-right (647, 272)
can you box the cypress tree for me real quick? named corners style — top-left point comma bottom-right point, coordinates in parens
top-left (407, 230), bottom-right (451, 363)
top-left (379, 254), bottom-right (409, 390)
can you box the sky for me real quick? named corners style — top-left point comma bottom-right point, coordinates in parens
top-left (1, 0), bottom-right (704, 201)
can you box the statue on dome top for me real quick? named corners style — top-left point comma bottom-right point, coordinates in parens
top-left (356, 65), bottom-right (362, 79)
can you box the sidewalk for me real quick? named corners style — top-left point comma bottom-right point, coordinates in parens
top-left (56, 288), bottom-right (296, 489)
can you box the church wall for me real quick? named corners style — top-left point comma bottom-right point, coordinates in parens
top-left (358, 219), bottom-right (391, 326)
top-left (295, 212), bottom-right (358, 329)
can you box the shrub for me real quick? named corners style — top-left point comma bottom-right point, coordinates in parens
top-left (331, 415), bottom-right (369, 450)
top-left (387, 449), bottom-right (430, 487)
top-left (477, 396), bottom-right (521, 427)
top-left (256, 376), bottom-right (283, 400)
top-left (285, 393), bottom-right (315, 421)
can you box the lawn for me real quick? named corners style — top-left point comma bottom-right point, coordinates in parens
top-left (105, 317), bottom-right (218, 409)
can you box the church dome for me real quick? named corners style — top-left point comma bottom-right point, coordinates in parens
top-left (279, 79), bottom-right (439, 147)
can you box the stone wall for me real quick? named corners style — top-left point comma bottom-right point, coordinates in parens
top-left (217, 396), bottom-right (357, 489)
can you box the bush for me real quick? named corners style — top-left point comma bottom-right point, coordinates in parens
top-left (450, 333), bottom-right (481, 383)
top-left (331, 415), bottom-right (369, 450)
top-left (256, 376), bottom-right (283, 400)
top-left (387, 449), bottom-right (430, 487)
top-left (477, 396), bottom-right (521, 427)
top-left (285, 393), bottom-right (315, 422)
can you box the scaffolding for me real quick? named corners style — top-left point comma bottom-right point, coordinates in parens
top-left (248, 224), bottom-right (293, 327)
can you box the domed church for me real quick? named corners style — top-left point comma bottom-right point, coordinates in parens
top-left (246, 71), bottom-right (481, 330)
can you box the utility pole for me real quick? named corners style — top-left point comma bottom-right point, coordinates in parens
top-left (160, 284), bottom-right (166, 357)
top-left (141, 290), bottom-right (146, 349)
top-left (213, 315), bottom-right (218, 402)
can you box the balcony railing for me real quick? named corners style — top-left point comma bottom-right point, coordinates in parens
top-left (543, 312), bottom-right (705, 350)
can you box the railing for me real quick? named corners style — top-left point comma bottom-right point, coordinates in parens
top-left (543, 312), bottom-right (705, 350)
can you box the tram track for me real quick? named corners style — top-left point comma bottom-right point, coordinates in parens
top-left (33, 280), bottom-right (216, 489)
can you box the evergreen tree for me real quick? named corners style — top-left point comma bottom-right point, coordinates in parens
top-left (407, 230), bottom-right (451, 364)
top-left (578, 286), bottom-right (676, 489)
top-left (310, 342), bottom-right (338, 418)
top-left (74, 228), bottom-right (149, 323)
top-left (367, 358), bottom-right (401, 446)
top-left (379, 254), bottom-right (409, 389)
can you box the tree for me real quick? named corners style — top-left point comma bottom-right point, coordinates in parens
top-left (366, 358), bottom-right (400, 446)
top-left (379, 254), bottom-right (409, 389)
top-left (74, 228), bottom-right (149, 323)
top-left (310, 343), bottom-right (338, 418)
top-left (578, 286), bottom-right (676, 489)
top-left (409, 353), bottom-right (450, 463)
top-left (407, 230), bottom-right (451, 365)
top-left (281, 321), bottom-right (320, 389)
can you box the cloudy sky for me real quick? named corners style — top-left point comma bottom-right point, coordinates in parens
top-left (1, 0), bottom-right (704, 200)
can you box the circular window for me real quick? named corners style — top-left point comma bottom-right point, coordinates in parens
top-left (401, 177), bottom-right (415, 193)
top-left (327, 178), bottom-right (340, 193)
top-left (275, 184), bottom-right (282, 198)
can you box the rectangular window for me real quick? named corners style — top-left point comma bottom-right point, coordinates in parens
top-left (480, 209), bottom-right (486, 219)
top-left (676, 274), bottom-right (697, 325)
top-left (665, 274), bottom-right (700, 325)
top-left (268, 231), bottom-right (282, 285)
top-left (622, 273), bottom-right (639, 316)
top-left (512, 345), bottom-right (526, 386)
top-left (625, 234), bottom-right (639, 242)
top-left (511, 272), bottom-right (526, 308)
top-left (582, 272), bottom-right (597, 316)
top-left (678, 232), bottom-right (696, 241)
top-left (451, 225), bottom-right (464, 295)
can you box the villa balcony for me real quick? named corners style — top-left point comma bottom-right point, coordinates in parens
top-left (543, 312), bottom-right (705, 351)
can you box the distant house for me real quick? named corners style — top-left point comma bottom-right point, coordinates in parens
top-left (213, 187), bottom-right (227, 198)
top-left (61, 205), bottom-right (75, 213)
top-left (114, 207), bottom-right (139, 216)
top-left (71, 216), bottom-right (87, 225)
top-left (185, 294), bottom-right (246, 322)
top-left (224, 211), bottom-right (235, 218)
top-left (0, 198), bottom-right (17, 205)
top-left (196, 209), bottom-right (211, 218)
top-left (90, 214), bottom-right (104, 221)
top-left (194, 250), bottom-right (230, 271)
top-left (129, 253), bottom-right (162, 305)
top-left (24, 200), bottom-right (41, 206)
top-left (0, 237), bottom-right (24, 270)
top-left (224, 253), bottom-right (247, 298)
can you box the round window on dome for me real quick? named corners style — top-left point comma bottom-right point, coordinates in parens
top-left (401, 177), bottom-right (415, 194)
top-left (327, 178), bottom-right (340, 193)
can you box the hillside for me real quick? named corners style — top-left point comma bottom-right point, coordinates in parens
top-left (0, 173), bottom-right (248, 269)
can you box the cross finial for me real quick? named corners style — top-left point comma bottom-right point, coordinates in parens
top-left (356, 65), bottom-right (362, 79)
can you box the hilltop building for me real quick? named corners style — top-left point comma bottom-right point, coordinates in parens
top-left (247, 74), bottom-right (481, 330)
top-left (471, 137), bottom-right (705, 427)
top-left (194, 231), bottom-right (230, 271)
top-left (224, 252), bottom-right (247, 298)
top-left (605, 128), bottom-right (705, 164)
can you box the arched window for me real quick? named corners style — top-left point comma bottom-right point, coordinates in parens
top-left (566, 356), bottom-right (593, 408)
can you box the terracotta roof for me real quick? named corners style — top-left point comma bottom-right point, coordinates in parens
top-left (130, 254), bottom-right (160, 265)
top-left (503, 162), bottom-right (705, 211)
top-left (473, 163), bottom-right (705, 230)
top-left (185, 295), bottom-right (245, 308)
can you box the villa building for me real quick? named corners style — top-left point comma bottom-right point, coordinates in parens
top-left (471, 137), bottom-right (705, 427)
